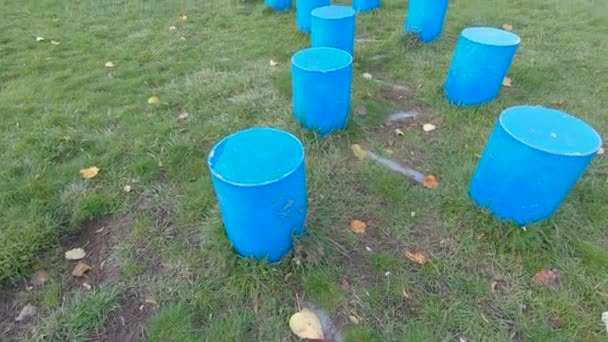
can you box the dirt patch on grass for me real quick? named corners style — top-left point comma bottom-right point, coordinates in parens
top-left (0, 289), bottom-right (23, 341)
top-left (93, 288), bottom-right (153, 342)
top-left (62, 217), bottom-right (124, 291)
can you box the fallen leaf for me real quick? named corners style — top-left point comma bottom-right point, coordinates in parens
top-left (598, 147), bottom-right (605, 155)
top-left (532, 268), bottom-right (561, 290)
top-left (404, 249), bottom-right (429, 265)
top-left (384, 149), bottom-right (394, 155)
top-left (15, 304), bottom-right (37, 322)
top-left (180, 36), bottom-right (186, 41)
top-left (71, 261), bottom-right (92, 277)
top-left (597, 290), bottom-right (608, 298)
top-left (422, 123), bottom-right (437, 132)
top-left (362, 72), bottom-right (373, 80)
top-left (104, 61), bottom-right (115, 68)
top-left (351, 144), bottom-right (367, 160)
top-left (79, 166), bottom-right (99, 179)
top-left (289, 308), bottom-right (324, 340)
top-left (50, 40), bottom-right (60, 45)
top-left (32, 270), bottom-right (49, 286)
top-left (350, 219), bottom-right (367, 234)
top-left (52, 18), bottom-right (60, 22)
top-left (602, 312), bottom-right (608, 333)
top-left (169, 26), bottom-right (177, 31)
top-left (180, 15), bottom-right (188, 21)
top-left (349, 315), bottom-right (360, 324)
top-left (95, 227), bottom-right (105, 233)
top-left (36, 36), bottom-right (44, 42)
top-left (395, 128), bottom-right (405, 136)
top-left (490, 281), bottom-right (498, 294)
top-left (477, 232), bottom-right (486, 240)
top-left (145, 296), bottom-right (157, 305)
top-left (384, 271), bottom-right (391, 277)
top-left (269, 59), bottom-right (279, 67)
top-left (82, 283), bottom-right (92, 290)
top-left (178, 112), bottom-right (189, 121)
top-left (365, 246), bottom-right (372, 252)
top-left (147, 96), bottom-right (160, 105)
top-left (502, 24), bottom-right (513, 31)
top-left (549, 315), bottom-right (565, 329)
top-left (502, 77), bottom-right (512, 87)
top-left (340, 278), bottom-right (351, 290)
top-left (65, 248), bottom-right (86, 260)
top-left (422, 175), bottom-right (439, 189)
top-left (123, 185), bottom-right (132, 193)
top-left (410, 211), bottom-right (416, 217)
top-left (401, 288), bottom-right (410, 298)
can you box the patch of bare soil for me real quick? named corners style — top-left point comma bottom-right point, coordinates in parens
top-left (0, 289), bottom-right (23, 341)
top-left (91, 288), bottom-right (153, 342)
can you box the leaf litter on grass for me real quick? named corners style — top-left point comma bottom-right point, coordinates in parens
top-left (289, 308), bottom-right (324, 340)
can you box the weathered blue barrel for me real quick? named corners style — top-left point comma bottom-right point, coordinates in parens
top-left (352, 0), bottom-right (380, 12)
top-left (311, 6), bottom-right (356, 55)
top-left (296, 0), bottom-right (330, 33)
top-left (404, 0), bottom-right (448, 43)
top-left (265, 0), bottom-right (291, 12)
top-left (470, 106), bottom-right (602, 226)
top-left (208, 128), bottom-right (307, 262)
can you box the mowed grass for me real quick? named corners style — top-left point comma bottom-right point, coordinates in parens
top-left (1, 0), bottom-right (607, 340)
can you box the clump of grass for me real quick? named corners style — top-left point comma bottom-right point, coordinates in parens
top-left (146, 304), bottom-right (198, 342)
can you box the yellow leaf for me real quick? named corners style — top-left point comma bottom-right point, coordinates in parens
top-left (351, 144), bottom-right (367, 160)
top-left (597, 147), bottom-right (604, 155)
top-left (362, 72), bottom-right (373, 80)
top-left (289, 308), bottom-right (324, 340)
top-left (145, 296), bottom-right (157, 305)
top-left (105, 61), bottom-right (115, 68)
top-left (404, 249), bottom-right (429, 265)
top-left (65, 248), bottom-right (86, 260)
top-left (422, 175), bottom-right (439, 189)
top-left (395, 128), bottom-right (404, 136)
top-left (50, 40), bottom-right (60, 46)
top-left (180, 15), bottom-right (188, 21)
top-left (502, 24), bottom-right (513, 31)
top-left (79, 166), bottom-right (99, 179)
top-left (401, 288), bottom-right (410, 298)
top-left (178, 112), bottom-right (190, 121)
top-left (269, 59), bottom-right (279, 67)
top-left (490, 280), bottom-right (498, 294)
top-left (349, 315), bottom-right (360, 324)
top-left (71, 261), bottom-right (92, 277)
top-left (422, 123), bottom-right (437, 132)
top-left (123, 185), bottom-right (132, 193)
top-left (169, 26), bottom-right (177, 31)
top-left (36, 36), bottom-right (44, 42)
top-left (350, 219), bottom-right (367, 234)
top-left (502, 77), bottom-right (512, 87)
top-left (147, 96), bottom-right (160, 105)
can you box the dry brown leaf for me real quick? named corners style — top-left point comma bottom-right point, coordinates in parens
top-left (180, 15), bottom-right (188, 21)
top-left (178, 112), bottom-right (189, 121)
top-left (15, 304), bottom-right (37, 322)
top-left (79, 166), bottom-right (99, 179)
top-left (289, 308), bottom-right (324, 340)
top-left (502, 24), bottom-right (513, 31)
top-left (71, 261), bottom-right (92, 277)
top-left (349, 315), bottom-right (360, 324)
top-left (351, 144), bottom-right (367, 160)
top-left (65, 248), bottom-right (86, 260)
top-left (350, 219), bottom-right (367, 234)
top-left (423, 175), bottom-right (439, 189)
top-left (532, 268), bottom-right (561, 290)
top-left (32, 270), bottom-right (49, 286)
top-left (147, 96), bottom-right (160, 105)
top-left (340, 278), bottom-right (351, 290)
top-left (145, 296), bottom-right (158, 305)
top-left (490, 281), bottom-right (498, 294)
top-left (502, 77), bottom-right (512, 87)
top-left (401, 288), bottom-right (410, 298)
top-left (404, 249), bottom-right (429, 265)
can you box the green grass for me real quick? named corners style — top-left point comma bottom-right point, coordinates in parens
top-left (1, 0), bottom-right (607, 340)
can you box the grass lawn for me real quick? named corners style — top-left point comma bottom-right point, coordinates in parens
top-left (1, 0), bottom-right (607, 340)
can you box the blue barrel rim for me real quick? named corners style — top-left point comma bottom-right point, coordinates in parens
top-left (292, 47), bottom-right (353, 73)
top-left (312, 5), bottom-right (356, 19)
top-left (499, 105), bottom-right (602, 157)
top-left (462, 27), bottom-right (521, 47)
top-left (208, 127), bottom-right (305, 187)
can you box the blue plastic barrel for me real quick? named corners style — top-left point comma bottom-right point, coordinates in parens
top-left (404, 0), bottom-right (448, 43)
top-left (352, 0), bottom-right (380, 12)
top-left (208, 128), bottom-right (307, 262)
top-left (470, 106), bottom-right (602, 226)
top-left (265, 0), bottom-right (292, 11)
top-left (292, 47), bottom-right (353, 135)
top-left (296, 0), bottom-right (330, 33)
top-left (311, 6), bottom-right (356, 55)
top-left (444, 27), bottom-right (520, 106)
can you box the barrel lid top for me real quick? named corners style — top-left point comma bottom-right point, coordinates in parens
top-left (462, 27), bottom-right (520, 47)
top-left (500, 105), bottom-right (602, 156)
top-left (292, 47), bottom-right (353, 72)
top-left (208, 128), bottom-right (304, 186)
top-left (312, 5), bottom-right (356, 19)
